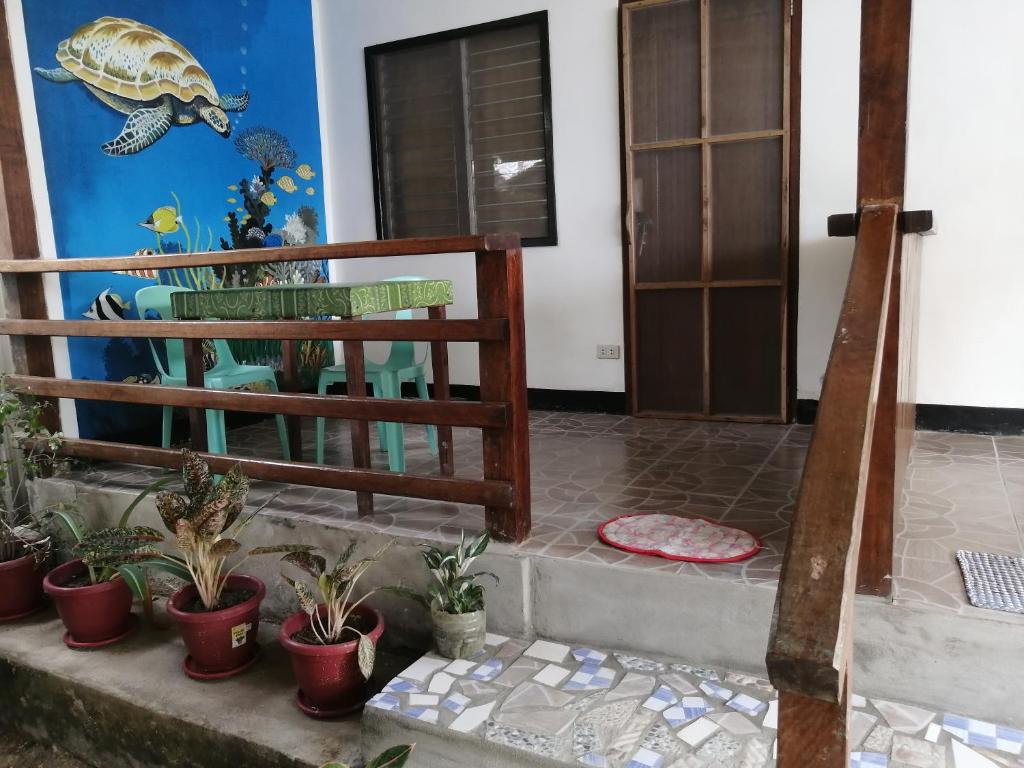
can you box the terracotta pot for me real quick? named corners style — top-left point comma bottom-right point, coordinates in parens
top-left (43, 559), bottom-right (133, 644)
top-left (0, 550), bottom-right (47, 621)
top-left (279, 604), bottom-right (384, 716)
top-left (431, 605), bottom-right (486, 660)
top-left (167, 574), bottom-right (265, 675)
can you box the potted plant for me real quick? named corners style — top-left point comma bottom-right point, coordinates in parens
top-left (0, 381), bottom-right (62, 621)
top-left (416, 531), bottom-right (496, 660)
top-left (154, 450), bottom-right (308, 679)
top-left (278, 540), bottom-right (402, 718)
top-left (43, 476), bottom-right (183, 648)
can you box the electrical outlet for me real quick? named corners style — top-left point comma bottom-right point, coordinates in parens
top-left (596, 344), bottom-right (621, 360)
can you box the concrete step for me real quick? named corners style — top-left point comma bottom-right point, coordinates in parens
top-left (0, 607), bottom-right (412, 768)
top-left (362, 638), bottom-right (1024, 768)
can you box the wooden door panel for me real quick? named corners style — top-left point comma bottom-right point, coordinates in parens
top-left (710, 287), bottom-right (783, 416)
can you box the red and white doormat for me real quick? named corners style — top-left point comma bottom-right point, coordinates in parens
top-left (597, 514), bottom-right (761, 563)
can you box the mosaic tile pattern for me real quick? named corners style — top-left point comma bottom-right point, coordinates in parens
top-left (367, 637), bottom-right (1024, 767)
top-left (53, 413), bottom-right (1024, 617)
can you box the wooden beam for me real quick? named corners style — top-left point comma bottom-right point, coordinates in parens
top-left (0, 8), bottom-right (58, 432)
top-left (857, 0), bottom-right (913, 598)
top-left (0, 233), bottom-right (521, 273)
top-left (0, 318), bottom-right (508, 342)
top-left (37, 438), bottom-right (514, 508)
top-left (778, 684), bottom-right (850, 767)
top-left (767, 205), bottom-right (898, 699)
top-left (4, 375), bottom-right (508, 428)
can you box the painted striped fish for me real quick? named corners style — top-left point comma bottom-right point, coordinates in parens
top-left (83, 289), bottom-right (130, 321)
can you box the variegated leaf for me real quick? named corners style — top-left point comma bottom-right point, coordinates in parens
top-left (181, 449), bottom-right (213, 503)
top-left (294, 580), bottom-right (318, 615)
top-left (283, 550), bottom-right (326, 579)
top-left (357, 634), bottom-right (375, 680)
top-left (155, 491), bottom-right (188, 534)
top-left (210, 538), bottom-right (241, 558)
top-left (175, 519), bottom-right (196, 553)
top-left (211, 464), bottom-right (250, 530)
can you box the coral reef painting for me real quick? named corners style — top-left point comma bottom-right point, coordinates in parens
top-left (22, 0), bottom-right (328, 439)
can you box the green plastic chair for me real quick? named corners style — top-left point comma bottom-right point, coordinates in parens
top-left (314, 276), bottom-right (438, 472)
top-left (135, 285), bottom-right (290, 459)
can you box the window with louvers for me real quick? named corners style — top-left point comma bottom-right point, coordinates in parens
top-left (367, 13), bottom-right (556, 246)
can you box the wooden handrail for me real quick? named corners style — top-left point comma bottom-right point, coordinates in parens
top-left (27, 438), bottom-right (514, 508)
top-left (0, 233), bottom-right (520, 273)
top-left (767, 204), bottom-right (899, 699)
top-left (0, 318), bottom-right (507, 342)
top-left (6, 375), bottom-right (508, 428)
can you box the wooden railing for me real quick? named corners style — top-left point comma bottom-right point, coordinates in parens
top-left (768, 1), bottom-right (917, 764)
top-left (0, 235), bottom-right (532, 543)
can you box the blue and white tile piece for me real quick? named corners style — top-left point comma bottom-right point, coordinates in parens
top-left (368, 635), bottom-right (1024, 768)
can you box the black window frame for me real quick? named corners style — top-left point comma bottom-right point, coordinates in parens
top-left (365, 11), bottom-right (558, 247)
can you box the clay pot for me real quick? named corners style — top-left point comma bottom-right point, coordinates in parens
top-left (279, 604), bottom-right (384, 717)
top-left (43, 559), bottom-right (133, 646)
top-left (431, 605), bottom-right (486, 659)
top-left (0, 550), bottom-right (47, 621)
top-left (167, 574), bottom-right (265, 677)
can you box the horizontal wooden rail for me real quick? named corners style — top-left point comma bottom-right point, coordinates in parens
top-left (33, 438), bottom-right (514, 509)
top-left (0, 234), bottom-right (520, 274)
top-left (7, 375), bottom-right (507, 429)
top-left (767, 205), bottom-right (899, 701)
top-left (0, 318), bottom-right (507, 342)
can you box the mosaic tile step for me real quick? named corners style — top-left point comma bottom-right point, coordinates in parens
top-left (364, 637), bottom-right (1024, 768)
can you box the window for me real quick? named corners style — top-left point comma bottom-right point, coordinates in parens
top-left (366, 12), bottom-right (557, 246)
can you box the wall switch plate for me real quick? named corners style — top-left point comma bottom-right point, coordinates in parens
top-left (597, 345), bottom-right (621, 360)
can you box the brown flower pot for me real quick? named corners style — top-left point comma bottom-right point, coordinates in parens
top-left (167, 574), bottom-right (265, 678)
top-left (43, 559), bottom-right (134, 647)
top-left (279, 604), bottom-right (384, 718)
top-left (0, 551), bottom-right (47, 621)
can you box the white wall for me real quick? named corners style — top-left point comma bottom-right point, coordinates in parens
top-left (314, 0), bottom-right (625, 390)
top-left (905, 1), bottom-right (1024, 409)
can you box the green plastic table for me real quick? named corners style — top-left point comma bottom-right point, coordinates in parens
top-left (171, 280), bottom-right (456, 513)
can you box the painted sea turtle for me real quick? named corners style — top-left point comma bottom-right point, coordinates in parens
top-left (34, 16), bottom-right (249, 156)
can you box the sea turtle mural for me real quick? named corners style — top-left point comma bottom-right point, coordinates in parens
top-left (34, 16), bottom-right (249, 156)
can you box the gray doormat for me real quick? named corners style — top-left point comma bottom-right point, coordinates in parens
top-left (956, 550), bottom-right (1024, 614)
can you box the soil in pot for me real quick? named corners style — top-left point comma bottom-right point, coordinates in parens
top-left (179, 587), bottom-right (255, 613)
top-left (0, 551), bottom-right (48, 621)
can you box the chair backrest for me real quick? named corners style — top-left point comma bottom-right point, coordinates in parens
top-left (382, 276), bottom-right (429, 369)
top-left (135, 285), bottom-right (185, 379)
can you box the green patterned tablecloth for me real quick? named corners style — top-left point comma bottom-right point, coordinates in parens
top-left (170, 279), bottom-right (454, 320)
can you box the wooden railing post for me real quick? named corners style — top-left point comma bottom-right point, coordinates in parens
top-left (341, 319), bottom-right (374, 517)
top-left (476, 244), bottom-right (530, 543)
top-left (183, 338), bottom-right (208, 452)
top-left (0, 9), bottom-right (58, 432)
top-left (778, 682), bottom-right (850, 767)
top-left (427, 304), bottom-right (455, 477)
top-left (856, 0), bottom-right (913, 598)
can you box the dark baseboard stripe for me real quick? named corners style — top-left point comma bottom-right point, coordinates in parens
top-left (444, 384), bottom-right (627, 415)
top-left (797, 399), bottom-right (1024, 436)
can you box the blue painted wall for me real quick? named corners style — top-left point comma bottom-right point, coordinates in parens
top-left (22, 0), bottom-right (326, 438)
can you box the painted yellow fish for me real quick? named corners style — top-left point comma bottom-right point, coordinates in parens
top-left (226, 197), bottom-right (237, 203)
top-left (139, 206), bottom-right (179, 234)
top-left (261, 191), bottom-right (277, 206)
top-left (305, 187), bottom-right (315, 196)
top-left (276, 175), bottom-right (297, 193)
top-left (296, 163), bottom-right (316, 180)
top-left (228, 185), bottom-right (238, 191)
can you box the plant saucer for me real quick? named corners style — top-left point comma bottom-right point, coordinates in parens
top-left (64, 613), bottom-right (140, 650)
top-left (182, 642), bottom-right (261, 681)
top-left (294, 689), bottom-right (364, 720)
top-left (0, 599), bottom-right (49, 623)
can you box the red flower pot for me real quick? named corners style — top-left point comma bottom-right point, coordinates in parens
top-left (279, 604), bottom-right (384, 717)
top-left (0, 551), bottom-right (47, 621)
top-left (43, 559), bottom-right (134, 647)
top-left (167, 574), bottom-right (265, 678)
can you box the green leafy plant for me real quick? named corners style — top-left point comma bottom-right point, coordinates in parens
top-left (0, 378), bottom-right (64, 563)
top-left (418, 531), bottom-right (496, 615)
top-left (154, 449), bottom-right (308, 610)
top-left (282, 540), bottom-right (408, 677)
top-left (321, 744), bottom-right (414, 768)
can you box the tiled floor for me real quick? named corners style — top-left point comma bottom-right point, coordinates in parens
top-left (68, 412), bottom-right (1024, 618)
top-left (367, 636), bottom-right (1024, 767)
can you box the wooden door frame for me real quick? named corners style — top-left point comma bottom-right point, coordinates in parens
top-left (617, 0), bottom-right (802, 422)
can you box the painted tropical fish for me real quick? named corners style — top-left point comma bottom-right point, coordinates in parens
top-left (33, 17), bottom-right (249, 155)
top-left (139, 206), bottom-right (180, 234)
top-left (84, 289), bottom-right (130, 320)
top-left (295, 164), bottom-right (316, 180)
top-left (276, 175), bottom-right (297, 193)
